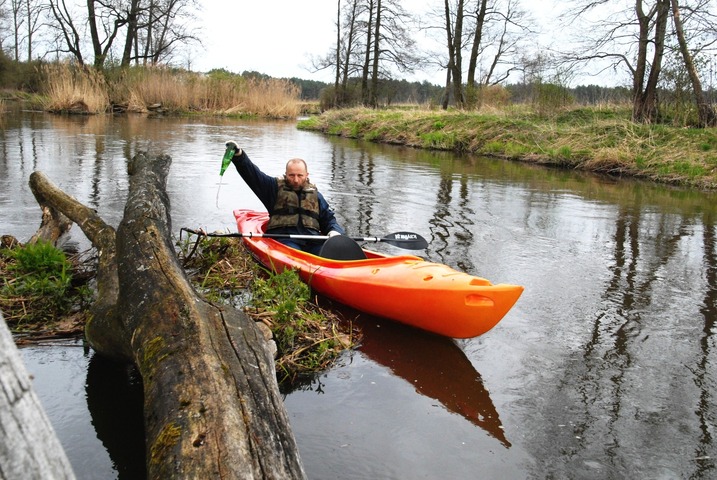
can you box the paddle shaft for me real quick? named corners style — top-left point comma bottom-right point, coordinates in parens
top-left (181, 228), bottom-right (428, 249)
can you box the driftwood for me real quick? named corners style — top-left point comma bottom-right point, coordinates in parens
top-left (0, 311), bottom-right (77, 480)
top-left (25, 153), bottom-right (306, 479)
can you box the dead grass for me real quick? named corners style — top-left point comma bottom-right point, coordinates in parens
top-left (42, 63), bottom-right (110, 114)
top-left (41, 62), bottom-right (301, 118)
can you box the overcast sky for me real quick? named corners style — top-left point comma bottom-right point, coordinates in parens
top-left (191, 1), bottom-right (580, 87)
top-left (192, 1), bottom-right (426, 83)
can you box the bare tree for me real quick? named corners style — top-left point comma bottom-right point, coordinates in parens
top-left (47, 0), bottom-right (85, 65)
top-left (120, 0), bottom-right (140, 66)
top-left (465, 0), bottom-right (488, 90)
top-left (445, 0), bottom-right (465, 107)
top-left (309, 0), bottom-right (364, 107)
top-left (8, 0), bottom-right (45, 62)
top-left (669, 0), bottom-right (716, 126)
top-left (334, 0), bottom-right (342, 106)
top-left (437, 0), bottom-right (529, 109)
top-left (369, 0), bottom-right (382, 105)
top-left (45, 0), bottom-right (199, 69)
top-left (353, 0), bottom-right (417, 106)
top-left (561, 0), bottom-right (696, 123)
top-left (87, 0), bottom-right (127, 69)
top-left (139, 0), bottom-right (201, 65)
top-left (360, 0), bottom-right (375, 105)
top-left (465, 0), bottom-right (528, 107)
top-left (316, 0), bottom-right (417, 107)
top-left (633, 0), bottom-right (670, 123)
top-left (338, 0), bottom-right (362, 106)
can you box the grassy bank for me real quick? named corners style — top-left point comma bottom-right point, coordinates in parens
top-left (298, 106), bottom-right (717, 190)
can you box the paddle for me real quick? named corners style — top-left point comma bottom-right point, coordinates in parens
top-left (180, 228), bottom-right (428, 250)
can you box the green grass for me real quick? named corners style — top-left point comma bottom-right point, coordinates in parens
top-left (0, 240), bottom-right (92, 328)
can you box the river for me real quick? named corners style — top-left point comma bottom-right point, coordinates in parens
top-left (2, 108), bottom-right (717, 479)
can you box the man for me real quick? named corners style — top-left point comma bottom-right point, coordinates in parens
top-left (226, 140), bottom-right (345, 255)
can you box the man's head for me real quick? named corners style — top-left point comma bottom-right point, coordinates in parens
top-left (284, 158), bottom-right (309, 190)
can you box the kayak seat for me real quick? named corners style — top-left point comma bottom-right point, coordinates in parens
top-left (319, 235), bottom-right (367, 260)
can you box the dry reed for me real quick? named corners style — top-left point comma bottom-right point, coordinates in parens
top-left (124, 69), bottom-right (300, 117)
top-left (41, 63), bottom-right (301, 118)
top-left (42, 63), bottom-right (110, 114)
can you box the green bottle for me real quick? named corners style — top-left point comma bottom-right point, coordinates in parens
top-left (220, 145), bottom-right (235, 176)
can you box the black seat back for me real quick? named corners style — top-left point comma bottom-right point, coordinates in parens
top-left (319, 235), bottom-right (367, 260)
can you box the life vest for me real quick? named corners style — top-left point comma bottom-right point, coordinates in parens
top-left (267, 178), bottom-right (321, 232)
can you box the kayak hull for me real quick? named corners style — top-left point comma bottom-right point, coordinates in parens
top-left (234, 209), bottom-right (523, 339)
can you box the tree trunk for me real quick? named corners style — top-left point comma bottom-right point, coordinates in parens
top-left (632, 0), bottom-right (669, 123)
top-left (670, 0), bottom-right (717, 127)
top-left (442, 0), bottom-right (455, 109)
top-left (466, 0), bottom-right (488, 87)
top-left (442, 62), bottom-right (452, 110)
top-left (361, 0), bottom-right (374, 106)
top-left (121, 0), bottom-right (141, 66)
top-left (27, 153), bottom-right (306, 479)
top-left (334, 0), bottom-right (342, 108)
top-left (448, 0), bottom-right (465, 108)
top-left (0, 311), bottom-right (77, 480)
top-left (369, 0), bottom-right (382, 107)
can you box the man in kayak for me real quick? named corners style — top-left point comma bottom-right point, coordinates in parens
top-left (225, 140), bottom-right (346, 255)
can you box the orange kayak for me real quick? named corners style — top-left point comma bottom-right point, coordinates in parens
top-left (234, 209), bottom-right (523, 339)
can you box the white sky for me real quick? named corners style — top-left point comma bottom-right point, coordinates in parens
top-left (191, 1), bottom-right (613, 87)
top-left (192, 1), bottom-right (436, 83)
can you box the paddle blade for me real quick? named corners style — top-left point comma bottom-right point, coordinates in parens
top-left (381, 232), bottom-right (428, 250)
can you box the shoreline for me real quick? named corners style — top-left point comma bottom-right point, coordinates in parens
top-left (298, 107), bottom-right (717, 191)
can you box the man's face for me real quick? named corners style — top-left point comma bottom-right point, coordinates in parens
top-left (285, 161), bottom-right (308, 190)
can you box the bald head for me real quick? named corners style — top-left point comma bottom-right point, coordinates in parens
top-left (284, 158), bottom-right (309, 190)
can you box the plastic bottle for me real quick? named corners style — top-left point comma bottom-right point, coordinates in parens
top-left (220, 145), bottom-right (235, 176)
top-left (216, 145), bottom-right (235, 207)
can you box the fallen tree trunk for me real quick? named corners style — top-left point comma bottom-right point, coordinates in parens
top-left (27, 153), bottom-right (306, 479)
top-left (0, 311), bottom-right (77, 480)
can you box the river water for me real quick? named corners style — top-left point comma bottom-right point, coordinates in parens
top-left (2, 109), bottom-right (717, 479)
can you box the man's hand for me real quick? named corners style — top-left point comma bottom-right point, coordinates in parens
top-left (327, 230), bottom-right (341, 237)
top-left (225, 140), bottom-right (242, 157)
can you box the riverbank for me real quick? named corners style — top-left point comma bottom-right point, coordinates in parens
top-left (298, 107), bottom-right (717, 190)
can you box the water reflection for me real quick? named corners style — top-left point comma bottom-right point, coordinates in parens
top-left (357, 316), bottom-right (510, 447)
top-left (85, 354), bottom-right (146, 479)
top-left (426, 171), bottom-right (477, 272)
top-left (524, 199), bottom-right (717, 478)
top-left (694, 211), bottom-right (716, 478)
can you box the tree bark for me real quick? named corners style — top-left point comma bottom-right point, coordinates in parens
top-left (670, 0), bottom-right (716, 127)
top-left (632, 0), bottom-right (670, 123)
top-left (361, 0), bottom-right (374, 106)
top-left (466, 0), bottom-right (488, 88)
top-left (27, 153), bottom-right (306, 479)
top-left (444, 0), bottom-right (465, 108)
top-left (0, 311), bottom-right (77, 480)
top-left (369, 0), bottom-right (382, 107)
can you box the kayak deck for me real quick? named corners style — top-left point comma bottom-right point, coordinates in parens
top-left (234, 209), bottom-right (523, 338)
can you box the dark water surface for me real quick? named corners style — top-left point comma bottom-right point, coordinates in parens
top-left (3, 109), bottom-right (717, 479)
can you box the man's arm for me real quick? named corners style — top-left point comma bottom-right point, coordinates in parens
top-left (231, 150), bottom-right (278, 212)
